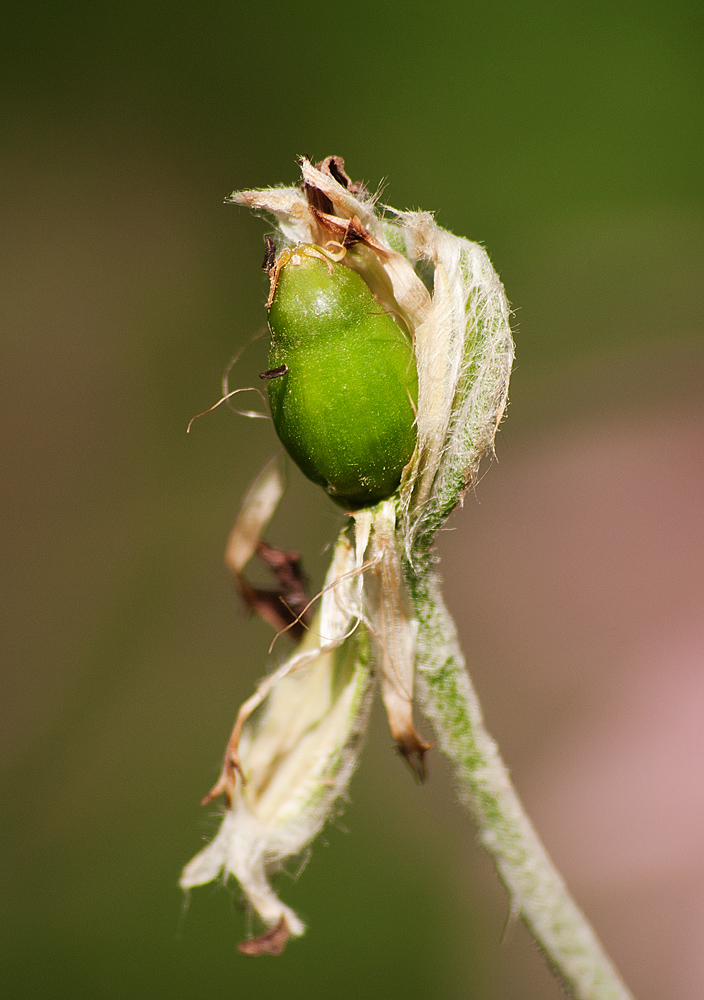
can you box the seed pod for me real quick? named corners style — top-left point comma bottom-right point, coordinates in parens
top-left (266, 246), bottom-right (418, 510)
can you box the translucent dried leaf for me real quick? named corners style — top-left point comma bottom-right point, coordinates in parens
top-left (181, 533), bottom-right (374, 943)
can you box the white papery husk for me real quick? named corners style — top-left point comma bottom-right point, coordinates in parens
top-left (184, 157), bottom-right (513, 949)
top-left (181, 529), bottom-right (374, 942)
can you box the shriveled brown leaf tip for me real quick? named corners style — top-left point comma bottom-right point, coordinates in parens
top-left (237, 916), bottom-right (291, 957)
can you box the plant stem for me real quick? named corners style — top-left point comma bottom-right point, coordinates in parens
top-left (408, 566), bottom-right (634, 1000)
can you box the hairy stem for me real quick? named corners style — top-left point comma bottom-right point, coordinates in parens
top-left (407, 566), bottom-right (634, 1000)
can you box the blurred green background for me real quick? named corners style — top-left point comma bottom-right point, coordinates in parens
top-left (2, 1), bottom-right (703, 997)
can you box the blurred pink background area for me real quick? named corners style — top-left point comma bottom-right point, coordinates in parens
top-left (441, 374), bottom-right (704, 999)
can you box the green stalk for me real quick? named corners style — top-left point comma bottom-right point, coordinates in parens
top-left (407, 562), bottom-right (634, 1000)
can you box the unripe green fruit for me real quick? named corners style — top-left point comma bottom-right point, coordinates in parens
top-left (266, 246), bottom-right (418, 510)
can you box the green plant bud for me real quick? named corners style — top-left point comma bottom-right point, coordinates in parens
top-left (265, 246), bottom-right (418, 510)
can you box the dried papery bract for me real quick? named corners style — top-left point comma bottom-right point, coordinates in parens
top-left (223, 462), bottom-right (310, 641)
top-left (389, 212), bottom-right (514, 554)
top-left (358, 500), bottom-right (431, 778)
top-left (183, 157), bottom-right (634, 1000)
top-left (224, 463), bottom-right (284, 577)
top-left (181, 528), bottom-right (374, 951)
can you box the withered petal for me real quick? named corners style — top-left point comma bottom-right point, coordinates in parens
top-left (237, 916), bottom-right (291, 957)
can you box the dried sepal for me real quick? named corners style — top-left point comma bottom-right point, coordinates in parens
top-left (181, 531), bottom-right (375, 947)
top-left (357, 501), bottom-right (431, 779)
top-left (244, 541), bottom-right (309, 638)
top-left (224, 461), bottom-right (284, 575)
top-left (230, 157), bottom-right (432, 337)
top-left (223, 461), bottom-right (309, 639)
top-left (385, 211), bottom-right (514, 557)
top-left (237, 915), bottom-right (290, 957)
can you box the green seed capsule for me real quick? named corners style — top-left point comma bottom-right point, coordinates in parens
top-left (265, 246), bottom-right (418, 510)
